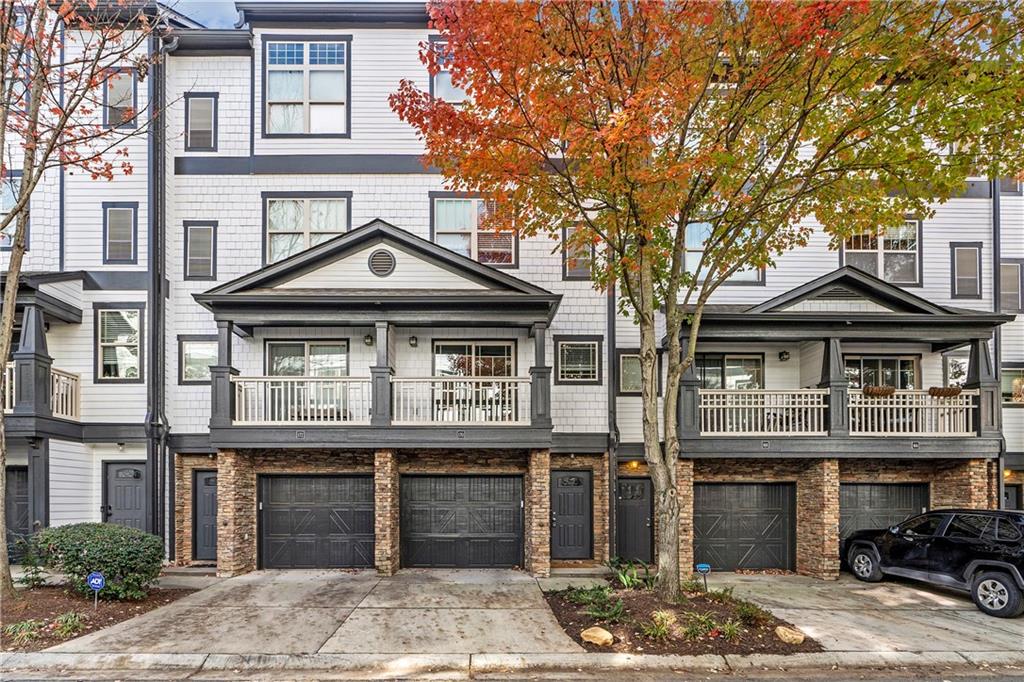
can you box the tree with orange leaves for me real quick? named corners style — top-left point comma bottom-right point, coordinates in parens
top-left (0, 0), bottom-right (169, 602)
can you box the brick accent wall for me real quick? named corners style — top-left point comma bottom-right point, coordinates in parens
top-left (677, 459), bottom-right (694, 577)
top-left (173, 453), bottom-right (218, 566)
top-left (526, 449), bottom-right (552, 577)
top-left (840, 458), bottom-right (998, 509)
top-left (551, 452), bottom-right (610, 564)
top-left (1006, 469), bottom-right (1024, 509)
top-left (374, 449), bottom-right (399, 576)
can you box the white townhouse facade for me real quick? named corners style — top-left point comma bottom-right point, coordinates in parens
top-left (3, 1), bottom-right (1023, 579)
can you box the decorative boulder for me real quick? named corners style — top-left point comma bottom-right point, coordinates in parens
top-left (775, 625), bottom-right (805, 645)
top-left (581, 626), bottom-right (615, 646)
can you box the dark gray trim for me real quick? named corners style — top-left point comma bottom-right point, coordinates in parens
top-left (1, 170), bottom-right (28, 252)
top-left (168, 433), bottom-right (216, 453)
top-left (1006, 452), bottom-right (1024, 469)
top-left (261, 191), bottom-right (353, 266)
top-left (561, 225), bottom-right (595, 281)
top-left (429, 191), bottom-right (519, 269)
top-left (102, 67), bottom-right (138, 129)
top-left (178, 334), bottom-right (218, 385)
top-left (553, 335), bottom-right (603, 386)
top-left (184, 221), bottom-right (218, 280)
top-left (999, 259), bottom-right (1024, 313)
top-left (551, 432), bottom-right (609, 454)
top-left (677, 436), bottom-right (1003, 458)
top-left (28, 438), bottom-right (48, 531)
top-left (170, 29), bottom-right (253, 56)
top-left (175, 154), bottom-right (437, 175)
top-left (81, 423), bottom-right (149, 442)
top-left (93, 303), bottom-right (146, 384)
top-left (838, 219), bottom-right (924, 288)
top-left (83, 271), bottom-right (151, 290)
top-left (237, 2), bottom-right (428, 25)
top-left (750, 266), bottom-right (947, 315)
top-left (615, 348), bottom-right (662, 396)
top-left (950, 241), bottom-right (983, 300)
top-left (210, 425), bottom-right (553, 450)
top-left (101, 202), bottom-right (139, 265)
top-left (260, 34), bottom-right (352, 139)
top-left (183, 92), bottom-right (219, 152)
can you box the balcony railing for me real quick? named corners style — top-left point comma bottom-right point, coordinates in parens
top-left (848, 389), bottom-right (978, 436)
top-left (232, 376), bottom-right (372, 425)
top-left (699, 389), bottom-right (829, 436)
top-left (2, 363), bottom-right (81, 420)
top-left (392, 376), bottom-right (532, 426)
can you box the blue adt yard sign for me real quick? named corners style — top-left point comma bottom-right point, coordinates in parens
top-left (87, 572), bottom-right (105, 609)
top-left (695, 563), bottom-right (712, 591)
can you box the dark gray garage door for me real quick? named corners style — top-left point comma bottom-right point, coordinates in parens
top-left (839, 483), bottom-right (929, 539)
top-left (694, 483), bottom-right (795, 571)
top-left (259, 475), bottom-right (374, 569)
top-left (401, 475), bottom-right (523, 568)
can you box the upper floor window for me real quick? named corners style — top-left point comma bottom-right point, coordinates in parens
top-left (431, 195), bottom-right (515, 266)
top-left (268, 340), bottom-right (349, 377)
top-left (844, 221), bottom-right (921, 285)
top-left (184, 221), bottom-right (217, 280)
top-left (1001, 261), bottom-right (1023, 313)
top-left (563, 225), bottom-right (594, 280)
top-left (434, 341), bottom-right (515, 377)
top-left (0, 173), bottom-right (24, 250)
top-left (618, 353), bottom-right (643, 394)
top-left (845, 355), bottom-right (917, 390)
top-left (430, 38), bottom-right (467, 104)
top-left (694, 354), bottom-right (763, 390)
top-left (950, 242), bottom-right (982, 299)
top-left (264, 193), bottom-right (349, 264)
top-left (103, 202), bottom-right (138, 264)
top-left (265, 39), bottom-right (349, 136)
top-left (684, 222), bottom-right (764, 285)
top-left (96, 307), bottom-right (143, 383)
top-left (103, 69), bottom-right (137, 128)
top-left (1003, 368), bottom-right (1024, 405)
top-left (185, 93), bottom-right (217, 151)
top-left (179, 336), bottom-right (217, 384)
top-left (555, 337), bottom-right (602, 385)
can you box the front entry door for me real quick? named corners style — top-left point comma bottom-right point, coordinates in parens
top-left (104, 462), bottom-right (147, 530)
top-left (5, 467), bottom-right (30, 561)
top-left (1005, 484), bottom-right (1022, 511)
top-left (193, 471), bottom-right (218, 562)
top-left (551, 471), bottom-right (593, 560)
top-left (616, 478), bottom-right (653, 563)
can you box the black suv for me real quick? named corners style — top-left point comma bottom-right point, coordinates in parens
top-left (844, 509), bottom-right (1024, 618)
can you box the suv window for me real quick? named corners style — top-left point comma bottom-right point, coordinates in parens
top-left (945, 514), bottom-right (993, 539)
top-left (900, 514), bottom-right (944, 537)
top-left (996, 518), bottom-right (1023, 542)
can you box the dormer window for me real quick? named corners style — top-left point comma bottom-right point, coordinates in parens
top-left (264, 38), bottom-right (349, 136)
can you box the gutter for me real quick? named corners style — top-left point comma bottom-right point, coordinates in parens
top-left (994, 177), bottom-right (1005, 508)
top-left (607, 279), bottom-right (618, 560)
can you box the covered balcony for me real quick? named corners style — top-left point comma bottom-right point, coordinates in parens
top-left (194, 219), bottom-right (561, 449)
top-left (676, 267), bottom-right (1012, 457)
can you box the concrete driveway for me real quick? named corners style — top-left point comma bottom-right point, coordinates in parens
top-left (710, 573), bottom-right (1024, 653)
top-left (49, 569), bottom-right (581, 656)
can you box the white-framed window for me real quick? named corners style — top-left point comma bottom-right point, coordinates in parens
top-left (844, 221), bottom-right (921, 284)
top-left (563, 224), bottom-right (593, 280)
top-left (265, 40), bottom-right (348, 135)
top-left (694, 354), bottom-right (764, 390)
top-left (103, 203), bottom-right (137, 264)
top-left (684, 222), bottom-right (764, 284)
top-left (267, 341), bottom-right (349, 377)
top-left (432, 196), bottom-right (515, 266)
top-left (618, 353), bottom-right (643, 394)
top-left (430, 39), bottom-right (467, 104)
top-left (0, 174), bottom-right (23, 249)
top-left (951, 243), bottom-right (981, 299)
top-left (844, 355), bottom-right (918, 390)
top-left (184, 222), bottom-right (216, 280)
top-left (433, 341), bottom-right (515, 377)
top-left (103, 69), bottom-right (136, 128)
top-left (265, 195), bottom-right (348, 263)
top-left (185, 93), bottom-right (216, 150)
top-left (96, 308), bottom-right (142, 382)
top-left (180, 338), bottom-right (218, 384)
top-left (1001, 262), bottom-right (1023, 313)
top-left (556, 337), bottom-right (601, 385)
top-left (1003, 368), bottom-right (1024, 405)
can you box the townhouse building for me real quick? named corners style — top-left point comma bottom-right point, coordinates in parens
top-left (3, 1), bottom-right (1023, 580)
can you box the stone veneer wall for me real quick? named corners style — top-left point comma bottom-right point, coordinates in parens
top-left (526, 449), bottom-right (552, 577)
top-left (374, 449), bottom-right (399, 576)
top-left (839, 458), bottom-right (997, 509)
top-left (551, 452), bottom-right (610, 565)
top-left (173, 453), bottom-right (219, 566)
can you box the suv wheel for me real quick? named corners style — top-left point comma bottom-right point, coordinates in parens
top-left (971, 572), bottom-right (1024, 618)
top-left (848, 547), bottom-right (883, 582)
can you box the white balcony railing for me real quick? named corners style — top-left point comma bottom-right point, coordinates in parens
top-left (848, 389), bottom-right (978, 436)
top-left (231, 376), bottom-right (372, 425)
top-left (2, 363), bottom-right (81, 420)
top-left (699, 389), bottom-right (829, 436)
top-left (50, 368), bottom-right (81, 420)
top-left (392, 376), bottom-right (532, 425)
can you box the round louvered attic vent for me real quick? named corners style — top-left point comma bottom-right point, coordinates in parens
top-left (368, 249), bottom-right (396, 277)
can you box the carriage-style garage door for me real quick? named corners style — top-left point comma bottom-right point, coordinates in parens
top-left (259, 475), bottom-right (374, 569)
top-left (839, 483), bottom-right (929, 539)
top-left (693, 483), bottom-right (796, 571)
top-left (400, 475), bottom-right (523, 568)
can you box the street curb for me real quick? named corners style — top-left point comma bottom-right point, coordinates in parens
top-left (201, 653), bottom-right (469, 676)
top-left (0, 652), bottom-right (208, 671)
top-left (471, 652), bottom-right (728, 673)
top-left (959, 651), bottom-right (1024, 666)
top-left (724, 651), bottom-right (969, 670)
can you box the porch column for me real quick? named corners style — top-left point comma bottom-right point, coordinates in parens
top-left (374, 449), bottom-right (399, 575)
top-left (209, 320), bottom-right (238, 429)
top-left (28, 437), bottom-right (49, 531)
top-left (796, 458), bottom-right (840, 580)
top-left (817, 338), bottom-right (849, 437)
top-left (12, 305), bottom-right (52, 417)
top-left (678, 357), bottom-right (700, 439)
top-left (525, 448), bottom-right (551, 577)
top-left (529, 323), bottom-right (552, 428)
top-left (964, 337), bottom-right (1001, 438)
top-left (370, 321), bottom-right (392, 427)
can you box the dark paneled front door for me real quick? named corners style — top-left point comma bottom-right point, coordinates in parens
top-left (103, 462), bottom-right (147, 530)
top-left (5, 467), bottom-right (29, 561)
top-left (1004, 484), bottom-right (1022, 511)
top-left (193, 471), bottom-right (218, 562)
top-left (616, 478), bottom-right (653, 563)
top-left (551, 470), bottom-right (593, 560)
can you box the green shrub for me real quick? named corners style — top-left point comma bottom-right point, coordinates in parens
top-left (53, 611), bottom-right (86, 638)
top-left (705, 586), bottom-right (735, 604)
top-left (681, 610), bottom-right (717, 640)
top-left (33, 523), bottom-right (164, 600)
top-left (585, 597), bottom-right (625, 623)
top-left (735, 600), bottom-right (772, 627)
top-left (719, 619), bottom-right (743, 642)
top-left (3, 619), bottom-right (43, 646)
top-left (640, 610), bottom-right (676, 640)
top-left (565, 585), bottom-right (612, 607)
top-left (14, 538), bottom-right (47, 588)
top-left (605, 559), bottom-right (657, 590)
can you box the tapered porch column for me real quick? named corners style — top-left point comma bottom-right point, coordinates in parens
top-left (964, 337), bottom-right (1001, 438)
top-left (12, 305), bottom-right (52, 417)
top-left (529, 323), bottom-right (552, 428)
top-left (209, 320), bottom-right (238, 428)
top-left (370, 321), bottom-right (393, 427)
top-left (817, 338), bottom-right (849, 437)
top-left (678, 358), bottom-right (700, 439)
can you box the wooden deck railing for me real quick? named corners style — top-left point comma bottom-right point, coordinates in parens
top-left (3, 363), bottom-right (14, 414)
top-left (391, 376), bottom-right (532, 425)
top-left (2, 363), bottom-right (80, 420)
top-left (698, 389), bottom-right (829, 436)
top-left (231, 376), bottom-right (373, 425)
top-left (848, 389), bottom-right (978, 436)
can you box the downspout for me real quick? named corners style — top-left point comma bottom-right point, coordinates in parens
top-left (58, 22), bottom-right (65, 272)
top-left (162, 34), bottom-right (179, 558)
top-left (993, 177), bottom-right (1005, 509)
top-left (607, 279), bottom-right (618, 560)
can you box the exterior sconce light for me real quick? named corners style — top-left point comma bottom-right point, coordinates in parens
top-left (627, 460), bottom-right (640, 471)
top-left (778, 351), bottom-right (791, 362)
top-left (364, 334), bottom-right (374, 346)
top-left (409, 336), bottom-right (418, 347)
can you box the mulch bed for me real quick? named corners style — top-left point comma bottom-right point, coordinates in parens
top-left (1, 586), bottom-right (196, 652)
top-left (545, 581), bottom-right (822, 656)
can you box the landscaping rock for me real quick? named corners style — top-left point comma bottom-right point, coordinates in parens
top-left (774, 625), bottom-right (805, 645)
top-left (581, 626), bottom-right (614, 647)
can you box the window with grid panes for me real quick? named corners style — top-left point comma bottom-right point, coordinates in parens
top-left (433, 197), bottom-right (514, 265)
top-left (266, 196), bottom-right (347, 263)
top-left (844, 221), bottom-right (920, 284)
top-left (97, 309), bottom-right (141, 381)
top-left (265, 41), bottom-right (347, 134)
top-left (558, 341), bottom-right (599, 383)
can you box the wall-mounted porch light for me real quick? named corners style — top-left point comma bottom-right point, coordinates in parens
top-left (409, 336), bottom-right (418, 347)
top-left (778, 351), bottom-right (791, 362)
top-left (363, 334), bottom-right (374, 346)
